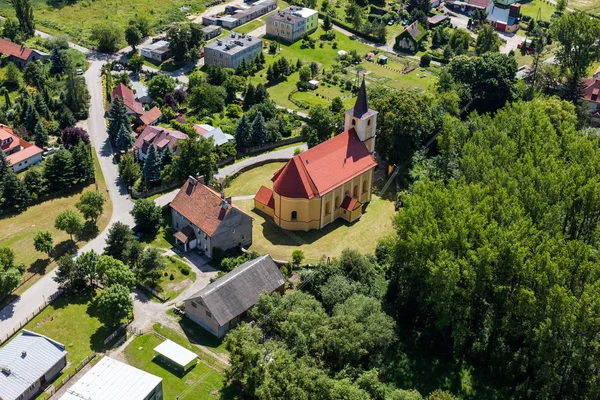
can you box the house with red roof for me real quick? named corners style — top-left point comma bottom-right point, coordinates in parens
top-left (139, 106), bottom-right (163, 126)
top-left (0, 38), bottom-right (48, 68)
top-left (446, 0), bottom-right (494, 15)
top-left (110, 83), bottom-right (144, 116)
top-left (583, 77), bottom-right (600, 126)
top-left (0, 124), bottom-right (43, 172)
top-left (134, 125), bottom-right (188, 161)
top-left (254, 80), bottom-right (378, 231)
top-left (170, 176), bottom-right (253, 256)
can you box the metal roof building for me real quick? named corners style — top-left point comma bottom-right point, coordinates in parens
top-left (0, 330), bottom-right (67, 400)
top-left (153, 339), bottom-right (197, 371)
top-left (59, 356), bottom-right (163, 400)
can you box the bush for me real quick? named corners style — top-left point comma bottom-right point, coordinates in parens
top-left (294, 147), bottom-right (302, 156)
top-left (169, 273), bottom-right (174, 280)
top-left (420, 53), bottom-right (432, 67)
top-left (178, 264), bottom-right (192, 275)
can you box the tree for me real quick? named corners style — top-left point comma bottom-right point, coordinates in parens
top-left (0, 247), bottom-right (25, 297)
top-left (323, 14), bottom-right (333, 31)
top-left (131, 199), bottom-right (162, 233)
top-left (61, 127), bottom-right (89, 149)
top-left (251, 112), bottom-right (268, 147)
top-left (107, 97), bottom-right (129, 145)
top-left (10, 0), bottom-right (35, 38)
top-left (160, 146), bottom-right (174, 169)
top-left (76, 191), bottom-right (105, 224)
top-left (475, 24), bottom-right (501, 55)
top-left (331, 97), bottom-right (344, 113)
top-left (54, 209), bottom-right (84, 241)
top-left (244, 83), bottom-right (256, 108)
top-left (235, 115), bottom-right (253, 149)
top-left (138, 247), bottom-right (167, 287)
top-left (552, 11), bottom-right (600, 103)
top-left (53, 254), bottom-right (83, 291)
top-left (115, 124), bottom-right (133, 152)
top-left (448, 28), bottom-right (470, 55)
top-left (97, 284), bottom-right (133, 326)
top-left (128, 53), bottom-right (144, 74)
top-left (98, 255), bottom-right (136, 289)
top-left (556, 0), bottom-right (568, 14)
top-left (188, 82), bottom-right (225, 114)
top-left (91, 23), bottom-right (123, 52)
top-left (33, 120), bottom-right (48, 148)
top-left (4, 62), bottom-right (21, 90)
top-left (147, 74), bottom-right (176, 100)
top-left (118, 153), bottom-right (141, 187)
top-left (43, 148), bottom-right (75, 192)
top-left (76, 250), bottom-right (100, 286)
top-left (292, 249), bottom-right (304, 266)
top-left (125, 25), bottom-right (142, 51)
top-left (142, 144), bottom-right (161, 182)
top-left (2, 18), bottom-right (20, 42)
top-left (298, 65), bottom-right (311, 84)
top-left (167, 23), bottom-right (198, 62)
top-left (170, 137), bottom-right (217, 184)
top-left (420, 53), bottom-right (431, 67)
top-left (65, 71), bottom-right (90, 119)
top-left (307, 105), bottom-right (337, 147)
top-left (33, 230), bottom-right (53, 258)
top-left (23, 167), bottom-right (45, 198)
top-left (2, 170), bottom-right (30, 210)
top-left (70, 140), bottom-right (94, 183)
top-left (104, 222), bottom-right (136, 261)
top-left (23, 60), bottom-right (46, 88)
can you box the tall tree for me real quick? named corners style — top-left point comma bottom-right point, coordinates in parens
top-left (104, 222), bottom-right (136, 261)
top-left (0, 247), bottom-right (25, 297)
top-left (23, 167), bottom-right (45, 198)
top-left (33, 230), bottom-right (53, 258)
top-left (2, 170), bottom-right (30, 210)
top-left (97, 284), bottom-right (133, 326)
top-left (65, 70), bottom-right (90, 119)
top-left (71, 140), bottom-right (94, 183)
top-left (170, 137), bottom-right (217, 184)
top-left (107, 97), bottom-right (129, 145)
top-left (138, 247), bottom-right (167, 287)
top-left (118, 153), bottom-right (141, 187)
top-left (475, 24), bottom-right (501, 55)
top-left (235, 115), bottom-right (253, 149)
top-left (10, 0), bottom-right (35, 38)
top-left (43, 148), bottom-right (74, 192)
top-left (142, 144), bottom-right (161, 182)
top-left (251, 112), bottom-right (268, 147)
top-left (125, 25), bottom-right (142, 51)
top-left (115, 124), bottom-right (133, 152)
top-left (131, 199), bottom-right (162, 233)
top-left (33, 120), bottom-right (48, 148)
top-left (61, 127), bottom-right (89, 149)
top-left (76, 191), bottom-right (105, 224)
top-left (54, 209), bottom-right (84, 241)
top-left (307, 105), bottom-right (337, 147)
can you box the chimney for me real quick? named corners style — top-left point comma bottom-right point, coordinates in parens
top-left (221, 191), bottom-right (225, 199)
top-left (226, 196), bottom-right (232, 205)
top-left (188, 176), bottom-right (197, 186)
top-left (21, 351), bottom-right (27, 357)
top-left (197, 175), bottom-right (205, 185)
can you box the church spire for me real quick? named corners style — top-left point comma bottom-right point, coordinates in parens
top-left (353, 79), bottom-right (369, 118)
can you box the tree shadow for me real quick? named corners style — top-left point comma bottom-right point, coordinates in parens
top-left (77, 221), bottom-right (99, 242)
top-left (219, 380), bottom-right (243, 400)
top-left (28, 258), bottom-right (51, 275)
top-left (53, 240), bottom-right (78, 259)
top-left (89, 324), bottom-right (114, 353)
top-left (51, 288), bottom-right (95, 311)
top-left (177, 315), bottom-right (223, 351)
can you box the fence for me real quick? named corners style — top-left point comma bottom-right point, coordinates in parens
top-left (0, 290), bottom-right (63, 346)
top-left (38, 352), bottom-right (97, 399)
top-left (138, 283), bottom-right (169, 303)
top-left (103, 319), bottom-right (132, 350)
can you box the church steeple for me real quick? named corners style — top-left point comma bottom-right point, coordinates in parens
top-left (353, 79), bottom-right (369, 118)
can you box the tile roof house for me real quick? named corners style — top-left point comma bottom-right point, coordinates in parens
top-left (133, 125), bottom-right (188, 161)
top-left (170, 176), bottom-right (253, 257)
top-left (110, 82), bottom-right (144, 116)
top-left (193, 124), bottom-right (235, 146)
top-left (254, 80), bottom-right (378, 231)
top-left (582, 77), bottom-right (600, 126)
top-left (394, 22), bottom-right (428, 53)
top-left (185, 254), bottom-right (285, 337)
top-left (0, 330), bottom-right (67, 400)
top-left (0, 124), bottom-right (43, 172)
top-left (446, 0), bottom-right (494, 15)
top-left (0, 38), bottom-right (49, 68)
top-left (139, 106), bottom-right (163, 126)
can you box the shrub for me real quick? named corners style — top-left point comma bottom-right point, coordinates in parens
top-left (293, 147), bottom-right (302, 156)
top-left (179, 264), bottom-right (192, 275)
top-left (169, 273), bottom-right (174, 280)
top-left (420, 53), bottom-right (432, 67)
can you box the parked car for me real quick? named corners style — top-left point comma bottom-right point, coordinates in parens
top-left (76, 68), bottom-right (83, 75)
top-left (152, 36), bottom-right (166, 43)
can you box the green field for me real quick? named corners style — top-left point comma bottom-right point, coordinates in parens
top-left (154, 255), bottom-right (196, 301)
top-left (0, 0), bottom-right (205, 48)
top-left (123, 332), bottom-right (229, 400)
top-left (224, 162), bottom-right (285, 198)
top-left (233, 19), bottom-right (264, 35)
top-left (520, 0), bottom-right (556, 21)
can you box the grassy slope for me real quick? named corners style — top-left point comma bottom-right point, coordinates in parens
top-left (520, 0), bottom-right (556, 21)
top-left (233, 19), bottom-right (264, 35)
top-left (224, 162), bottom-right (285, 197)
top-left (0, 150), bottom-right (112, 296)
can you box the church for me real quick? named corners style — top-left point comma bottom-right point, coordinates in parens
top-left (254, 80), bottom-right (378, 231)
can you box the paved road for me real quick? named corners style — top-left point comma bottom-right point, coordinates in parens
top-left (154, 144), bottom-right (307, 207)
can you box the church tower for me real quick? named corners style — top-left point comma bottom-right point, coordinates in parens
top-left (344, 79), bottom-right (377, 154)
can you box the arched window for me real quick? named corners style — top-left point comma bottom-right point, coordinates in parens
top-left (335, 196), bottom-right (340, 208)
top-left (351, 119), bottom-right (356, 126)
top-left (291, 211), bottom-right (297, 221)
top-left (353, 185), bottom-right (359, 198)
top-left (367, 119), bottom-right (371, 126)
top-left (362, 179), bottom-right (368, 194)
top-left (325, 202), bottom-right (331, 215)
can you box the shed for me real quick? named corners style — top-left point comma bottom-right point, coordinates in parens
top-left (308, 79), bottom-right (319, 90)
top-left (153, 339), bottom-right (197, 372)
top-left (378, 55), bottom-right (388, 64)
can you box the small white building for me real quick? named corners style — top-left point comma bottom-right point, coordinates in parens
top-left (59, 356), bottom-right (163, 400)
top-left (194, 124), bottom-right (235, 146)
top-left (141, 40), bottom-right (172, 62)
top-left (153, 339), bottom-right (197, 372)
top-left (308, 79), bottom-right (319, 90)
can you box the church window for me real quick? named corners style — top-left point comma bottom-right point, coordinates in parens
top-left (335, 196), bottom-right (340, 208)
top-left (352, 119), bottom-right (356, 126)
top-left (363, 180), bottom-right (368, 193)
top-left (325, 202), bottom-right (331, 215)
top-left (291, 211), bottom-right (297, 220)
top-left (353, 185), bottom-right (359, 198)
top-left (367, 119), bottom-right (371, 126)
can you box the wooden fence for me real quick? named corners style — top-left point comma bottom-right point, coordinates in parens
top-left (39, 352), bottom-right (97, 399)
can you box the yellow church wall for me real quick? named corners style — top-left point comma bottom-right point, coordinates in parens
top-left (254, 199), bottom-right (274, 217)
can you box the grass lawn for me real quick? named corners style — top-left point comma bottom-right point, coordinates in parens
top-left (142, 212), bottom-right (176, 250)
top-left (15, 290), bottom-right (113, 389)
top-left (155, 255), bottom-right (196, 301)
top-left (163, 314), bottom-right (229, 357)
top-left (569, 0), bottom-right (600, 12)
top-left (520, 0), bottom-right (556, 21)
top-left (0, 149), bottom-right (112, 298)
top-left (224, 162), bottom-right (285, 197)
top-left (123, 332), bottom-right (232, 400)
top-left (0, 0), bottom-right (204, 48)
top-left (235, 192), bottom-right (395, 264)
top-left (233, 20), bottom-right (264, 35)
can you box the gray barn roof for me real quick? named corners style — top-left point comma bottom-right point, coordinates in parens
top-left (0, 330), bottom-right (67, 400)
top-left (187, 255), bottom-right (285, 326)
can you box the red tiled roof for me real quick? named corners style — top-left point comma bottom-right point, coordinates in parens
top-left (139, 106), bottom-right (162, 125)
top-left (583, 78), bottom-right (600, 103)
top-left (272, 129), bottom-right (377, 199)
top-left (111, 83), bottom-right (144, 115)
top-left (174, 225), bottom-right (195, 244)
top-left (6, 142), bottom-right (42, 165)
top-left (170, 180), bottom-right (251, 236)
top-left (468, 0), bottom-right (490, 8)
top-left (0, 38), bottom-right (33, 61)
top-left (255, 186), bottom-right (275, 209)
top-left (0, 124), bottom-right (19, 152)
top-left (134, 125), bottom-right (188, 154)
top-left (340, 196), bottom-right (360, 211)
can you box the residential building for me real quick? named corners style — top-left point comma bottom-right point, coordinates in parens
top-left (0, 38), bottom-right (48, 68)
top-left (0, 330), bottom-right (67, 400)
top-left (185, 254), bottom-right (285, 337)
top-left (202, 25), bottom-right (222, 40)
top-left (430, 0), bottom-right (440, 8)
top-left (170, 176), bottom-right (253, 257)
top-left (194, 124), bottom-right (235, 146)
top-left (134, 125), bottom-right (187, 161)
top-left (266, 6), bottom-right (318, 43)
top-left (428, 13), bottom-right (450, 28)
top-left (487, 3), bottom-right (521, 33)
top-left (111, 82), bottom-right (144, 116)
top-left (495, 0), bottom-right (520, 6)
top-left (254, 80), bottom-right (378, 231)
top-left (446, 0), bottom-right (494, 15)
top-left (204, 33), bottom-right (262, 69)
top-left (59, 356), bottom-right (163, 400)
top-left (582, 77), bottom-right (600, 125)
top-left (0, 124), bottom-right (43, 172)
top-left (139, 106), bottom-right (163, 126)
top-left (140, 40), bottom-right (172, 62)
top-left (203, 0), bottom-right (277, 30)
top-left (394, 22), bottom-right (428, 53)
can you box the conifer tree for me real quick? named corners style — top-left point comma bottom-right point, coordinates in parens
top-left (107, 97), bottom-right (129, 145)
top-left (266, 64), bottom-right (274, 82)
top-left (235, 115), bottom-right (253, 149)
top-left (34, 91), bottom-right (50, 118)
top-left (160, 146), bottom-right (174, 169)
top-left (245, 83), bottom-right (256, 107)
top-left (71, 140), bottom-right (94, 183)
top-left (2, 170), bottom-right (30, 210)
top-left (3, 88), bottom-right (11, 109)
top-left (0, 150), bottom-right (10, 182)
top-left (296, 58), bottom-right (302, 70)
top-left (254, 83), bottom-right (269, 104)
top-left (143, 144), bottom-right (161, 182)
top-left (251, 112), bottom-right (268, 147)
top-left (43, 148), bottom-right (75, 192)
top-left (23, 101), bottom-right (39, 135)
top-left (33, 120), bottom-right (48, 148)
top-left (115, 124), bottom-right (133, 152)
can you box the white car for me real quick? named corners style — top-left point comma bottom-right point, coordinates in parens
top-left (76, 68), bottom-right (83, 75)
